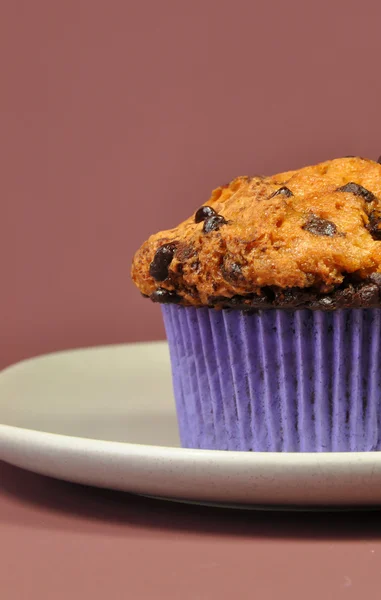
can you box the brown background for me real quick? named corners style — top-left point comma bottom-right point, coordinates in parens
top-left (2, 460), bottom-right (381, 600)
top-left (2, 3), bottom-right (381, 598)
top-left (1, 0), bottom-right (381, 370)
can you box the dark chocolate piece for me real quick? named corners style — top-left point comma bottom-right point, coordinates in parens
top-left (195, 206), bottom-right (216, 223)
top-left (203, 214), bottom-right (228, 233)
top-left (367, 211), bottom-right (381, 240)
top-left (149, 242), bottom-right (178, 281)
top-left (270, 186), bottom-right (293, 198)
top-left (302, 213), bottom-right (338, 237)
top-left (337, 182), bottom-right (375, 203)
top-left (221, 259), bottom-right (245, 284)
top-left (190, 260), bottom-right (200, 272)
top-left (378, 156), bottom-right (381, 164)
top-left (357, 283), bottom-right (380, 306)
top-left (309, 296), bottom-right (336, 310)
top-left (150, 288), bottom-right (182, 304)
top-left (369, 272), bottom-right (381, 287)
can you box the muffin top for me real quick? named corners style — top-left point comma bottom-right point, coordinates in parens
top-left (131, 156), bottom-right (381, 310)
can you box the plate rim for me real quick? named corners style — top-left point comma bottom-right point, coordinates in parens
top-left (1, 421), bottom-right (381, 464)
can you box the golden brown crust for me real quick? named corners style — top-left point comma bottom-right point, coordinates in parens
top-left (131, 157), bottom-right (381, 308)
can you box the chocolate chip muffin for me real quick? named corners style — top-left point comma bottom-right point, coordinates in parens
top-left (132, 157), bottom-right (381, 452)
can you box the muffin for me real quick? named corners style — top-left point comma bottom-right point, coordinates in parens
top-left (131, 156), bottom-right (381, 452)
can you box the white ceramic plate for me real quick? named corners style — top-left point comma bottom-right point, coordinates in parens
top-left (1, 341), bottom-right (381, 509)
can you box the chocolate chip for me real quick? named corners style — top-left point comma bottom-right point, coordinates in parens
top-left (357, 283), bottom-right (380, 306)
top-left (334, 286), bottom-right (357, 307)
top-left (302, 213), bottom-right (338, 237)
top-left (309, 296), bottom-right (336, 310)
top-left (337, 182), bottom-right (375, 202)
top-left (221, 259), bottom-right (245, 284)
top-left (270, 186), bottom-right (293, 198)
top-left (369, 273), bottom-right (381, 288)
top-left (367, 211), bottom-right (381, 240)
top-left (195, 206), bottom-right (216, 223)
top-left (203, 214), bottom-right (228, 233)
top-left (149, 242), bottom-right (178, 281)
top-left (150, 288), bottom-right (182, 304)
top-left (378, 156), bottom-right (381, 164)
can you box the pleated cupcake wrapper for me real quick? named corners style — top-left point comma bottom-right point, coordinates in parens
top-left (162, 305), bottom-right (381, 452)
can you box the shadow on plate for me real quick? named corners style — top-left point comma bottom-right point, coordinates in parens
top-left (2, 460), bottom-right (381, 541)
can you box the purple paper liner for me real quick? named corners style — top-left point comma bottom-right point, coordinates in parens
top-left (161, 305), bottom-right (381, 452)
